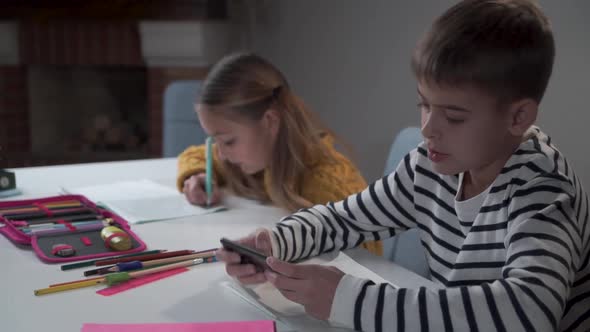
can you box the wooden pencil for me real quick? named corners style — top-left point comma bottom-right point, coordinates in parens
top-left (49, 275), bottom-right (104, 287)
top-left (34, 278), bottom-right (106, 296)
top-left (99, 252), bottom-right (217, 273)
top-left (0, 201), bottom-right (82, 214)
top-left (3, 207), bottom-right (96, 220)
top-left (94, 249), bottom-right (198, 266)
top-left (35, 258), bottom-right (204, 296)
top-left (21, 213), bottom-right (103, 225)
top-left (127, 258), bottom-right (204, 278)
top-left (60, 249), bottom-right (165, 270)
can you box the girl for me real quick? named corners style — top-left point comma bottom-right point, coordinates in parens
top-left (177, 52), bottom-right (381, 256)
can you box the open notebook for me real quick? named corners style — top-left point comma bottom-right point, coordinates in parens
top-left (62, 179), bottom-right (225, 224)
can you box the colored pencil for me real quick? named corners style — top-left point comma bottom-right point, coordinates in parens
top-left (83, 264), bottom-right (116, 276)
top-left (34, 278), bottom-right (106, 295)
top-left (0, 201), bottom-right (82, 214)
top-left (60, 249), bottom-right (165, 271)
top-left (49, 275), bottom-right (104, 287)
top-left (20, 218), bottom-right (105, 228)
top-left (21, 214), bottom-right (103, 225)
top-left (21, 219), bottom-right (105, 232)
top-left (128, 258), bottom-right (204, 278)
top-left (0, 204), bottom-right (85, 215)
top-left (98, 252), bottom-right (217, 274)
top-left (94, 249), bottom-right (203, 266)
top-left (35, 258), bottom-right (204, 296)
top-left (23, 223), bottom-right (105, 236)
top-left (3, 207), bottom-right (96, 220)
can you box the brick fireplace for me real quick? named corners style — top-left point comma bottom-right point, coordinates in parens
top-left (0, 2), bottom-right (232, 168)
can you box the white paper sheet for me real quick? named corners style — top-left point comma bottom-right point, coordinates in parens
top-left (62, 179), bottom-right (225, 224)
top-left (62, 179), bottom-right (178, 201)
top-left (251, 251), bottom-right (391, 316)
top-left (221, 281), bottom-right (296, 332)
top-left (223, 251), bottom-right (394, 329)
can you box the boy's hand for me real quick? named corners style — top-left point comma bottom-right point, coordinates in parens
top-left (183, 173), bottom-right (221, 206)
top-left (264, 257), bottom-right (345, 320)
top-left (216, 229), bottom-right (273, 284)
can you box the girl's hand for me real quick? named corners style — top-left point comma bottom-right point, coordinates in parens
top-left (216, 229), bottom-right (273, 284)
top-left (183, 173), bottom-right (221, 206)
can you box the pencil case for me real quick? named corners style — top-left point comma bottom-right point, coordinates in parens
top-left (0, 195), bottom-right (147, 263)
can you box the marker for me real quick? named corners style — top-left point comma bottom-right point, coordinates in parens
top-left (205, 136), bottom-right (213, 206)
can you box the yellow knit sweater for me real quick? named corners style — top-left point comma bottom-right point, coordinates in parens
top-left (177, 139), bottom-right (382, 256)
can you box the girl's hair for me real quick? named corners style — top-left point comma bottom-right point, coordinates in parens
top-left (198, 52), bottom-right (337, 211)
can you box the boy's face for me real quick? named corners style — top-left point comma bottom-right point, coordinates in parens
top-left (418, 81), bottom-right (514, 178)
top-left (196, 105), bottom-right (278, 175)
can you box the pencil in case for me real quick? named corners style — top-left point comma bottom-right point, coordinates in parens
top-left (0, 195), bottom-right (147, 263)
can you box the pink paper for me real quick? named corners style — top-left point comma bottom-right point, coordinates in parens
top-left (80, 320), bottom-right (276, 332)
top-left (97, 268), bottom-right (189, 296)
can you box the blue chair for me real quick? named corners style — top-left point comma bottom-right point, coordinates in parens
top-left (162, 80), bottom-right (207, 158)
top-left (381, 127), bottom-right (431, 278)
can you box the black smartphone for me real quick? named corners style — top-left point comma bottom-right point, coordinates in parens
top-left (220, 237), bottom-right (270, 271)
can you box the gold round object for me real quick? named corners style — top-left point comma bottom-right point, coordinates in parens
top-left (100, 225), bottom-right (132, 251)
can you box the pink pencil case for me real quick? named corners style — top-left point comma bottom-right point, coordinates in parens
top-left (0, 195), bottom-right (147, 263)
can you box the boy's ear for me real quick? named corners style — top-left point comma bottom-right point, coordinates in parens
top-left (507, 98), bottom-right (538, 136)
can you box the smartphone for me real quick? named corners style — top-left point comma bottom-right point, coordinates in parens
top-left (220, 237), bottom-right (270, 271)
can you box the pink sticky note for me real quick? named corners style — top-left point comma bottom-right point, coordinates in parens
top-left (80, 320), bottom-right (276, 332)
top-left (97, 268), bottom-right (189, 296)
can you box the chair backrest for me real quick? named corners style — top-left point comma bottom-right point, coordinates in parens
top-left (381, 127), bottom-right (431, 278)
top-left (162, 80), bottom-right (206, 158)
top-left (383, 127), bottom-right (423, 175)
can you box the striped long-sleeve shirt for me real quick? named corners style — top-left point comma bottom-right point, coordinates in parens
top-left (269, 127), bottom-right (590, 332)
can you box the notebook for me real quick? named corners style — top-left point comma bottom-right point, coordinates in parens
top-left (62, 179), bottom-right (225, 224)
top-left (81, 320), bottom-right (276, 332)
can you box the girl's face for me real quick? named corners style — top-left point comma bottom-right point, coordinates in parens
top-left (196, 105), bottom-right (280, 175)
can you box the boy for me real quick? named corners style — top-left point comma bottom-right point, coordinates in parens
top-left (218, 0), bottom-right (589, 331)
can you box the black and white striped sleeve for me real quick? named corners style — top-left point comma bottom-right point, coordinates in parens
top-left (328, 177), bottom-right (583, 332)
top-left (270, 152), bottom-right (420, 262)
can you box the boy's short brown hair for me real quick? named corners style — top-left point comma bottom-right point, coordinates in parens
top-left (412, 0), bottom-right (555, 103)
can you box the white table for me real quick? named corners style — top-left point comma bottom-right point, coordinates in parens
top-left (1, 158), bottom-right (437, 332)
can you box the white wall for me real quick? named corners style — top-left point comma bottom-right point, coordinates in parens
top-left (534, 1), bottom-right (590, 185)
top-left (248, 1), bottom-right (590, 186)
